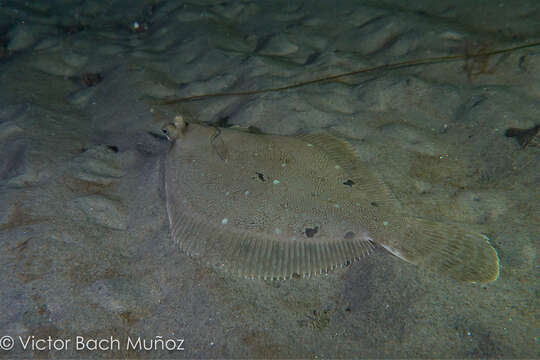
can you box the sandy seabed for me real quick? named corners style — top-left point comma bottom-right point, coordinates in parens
top-left (0, 0), bottom-right (538, 358)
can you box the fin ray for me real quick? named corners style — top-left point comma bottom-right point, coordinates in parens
top-left (381, 217), bottom-right (500, 283)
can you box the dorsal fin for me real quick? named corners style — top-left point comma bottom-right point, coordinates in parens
top-left (298, 133), bottom-right (397, 208)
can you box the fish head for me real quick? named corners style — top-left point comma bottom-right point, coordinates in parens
top-left (161, 115), bottom-right (222, 158)
top-left (161, 115), bottom-right (188, 142)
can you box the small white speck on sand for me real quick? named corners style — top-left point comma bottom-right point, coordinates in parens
top-left (273, 179), bottom-right (280, 184)
top-left (275, 228), bottom-right (281, 235)
top-left (221, 218), bottom-right (229, 225)
top-left (244, 190), bottom-right (249, 196)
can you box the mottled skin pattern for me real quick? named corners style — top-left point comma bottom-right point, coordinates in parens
top-left (163, 116), bottom-right (499, 282)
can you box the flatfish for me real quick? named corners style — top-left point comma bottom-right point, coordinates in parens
top-left (163, 115), bottom-right (499, 282)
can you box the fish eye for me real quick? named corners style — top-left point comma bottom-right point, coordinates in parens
top-left (160, 123), bottom-right (179, 141)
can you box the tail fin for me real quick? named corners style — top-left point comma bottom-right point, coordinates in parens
top-left (380, 217), bottom-right (500, 283)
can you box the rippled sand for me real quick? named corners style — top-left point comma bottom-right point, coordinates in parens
top-left (0, 0), bottom-right (538, 358)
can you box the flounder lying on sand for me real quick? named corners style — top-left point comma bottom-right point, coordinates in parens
top-left (162, 115), bottom-right (499, 283)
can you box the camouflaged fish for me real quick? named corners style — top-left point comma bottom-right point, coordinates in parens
top-left (162, 115), bottom-right (499, 283)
